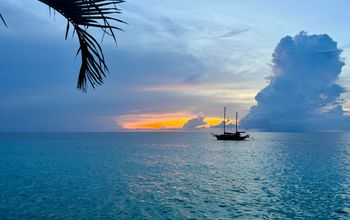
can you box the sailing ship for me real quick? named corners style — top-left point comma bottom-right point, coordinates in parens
top-left (213, 107), bottom-right (249, 141)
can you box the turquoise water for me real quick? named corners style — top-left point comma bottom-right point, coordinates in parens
top-left (1, 132), bottom-right (350, 219)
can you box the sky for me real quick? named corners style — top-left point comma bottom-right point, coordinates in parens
top-left (242, 32), bottom-right (350, 131)
top-left (2, 0), bottom-right (350, 131)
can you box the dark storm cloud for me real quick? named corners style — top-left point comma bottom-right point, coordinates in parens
top-left (241, 32), bottom-right (350, 131)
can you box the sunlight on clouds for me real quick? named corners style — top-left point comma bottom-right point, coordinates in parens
top-left (116, 112), bottom-right (193, 129)
top-left (138, 83), bottom-right (258, 105)
top-left (203, 118), bottom-right (221, 128)
top-left (203, 118), bottom-right (236, 128)
top-left (116, 112), bottom-right (224, 130)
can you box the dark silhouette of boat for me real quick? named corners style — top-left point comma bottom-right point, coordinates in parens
top-left (213, 107), bottom-right (249, 141)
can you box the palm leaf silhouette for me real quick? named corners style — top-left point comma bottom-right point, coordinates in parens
top-left (0, 13), bottom-right (7, 27)
top-left (1, 0), bottom-right (125, 91)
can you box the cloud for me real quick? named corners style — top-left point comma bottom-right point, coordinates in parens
top-left (182, 114), bottom-right (207, 129)
top-left (241, 31), bottom-right (350, 131)
top-left (0, 0), bottom-right (277, 131)
top-left (210, 121), bottom-right (236, 129)
top-left (220, 27), bottom-right (249, 39)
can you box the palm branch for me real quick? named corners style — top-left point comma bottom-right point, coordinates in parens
top-left (0, 13), bottom-right (7, 27)
top-left (1, 0), bottom-right (125, 91)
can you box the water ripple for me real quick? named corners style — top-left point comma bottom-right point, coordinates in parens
top-left (1, 132), bottom-right (350, 219)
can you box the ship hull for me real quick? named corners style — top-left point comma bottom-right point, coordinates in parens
top-left (214, 134), bottom-right (249, 141)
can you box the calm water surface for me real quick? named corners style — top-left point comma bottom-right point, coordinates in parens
top-left (1, 132), bottom-right (350, 219)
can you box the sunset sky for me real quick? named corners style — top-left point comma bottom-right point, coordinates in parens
top-left (2, 0), bottom-right (350, 131)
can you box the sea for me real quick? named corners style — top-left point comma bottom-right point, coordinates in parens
top-left (0, 132), bottom-right (350, 219)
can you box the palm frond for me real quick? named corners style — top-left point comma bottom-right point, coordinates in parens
top-left (0, 13), bottom-right (7, 27)
top-left (38, 0), bottom-right (125, 91)
top-left (1, 1), bottom-right (124, 91)
top-left (75, 25), bottom-right (107, 90)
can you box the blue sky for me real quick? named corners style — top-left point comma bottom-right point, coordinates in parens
top-left (2, 0), bottom-right (350, 131)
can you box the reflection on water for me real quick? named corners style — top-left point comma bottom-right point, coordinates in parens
top-left (0, 132), bottom-right (350, 219)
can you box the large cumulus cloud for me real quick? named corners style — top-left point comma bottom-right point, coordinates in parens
top-left (241, 32), bottom-right (350, 131)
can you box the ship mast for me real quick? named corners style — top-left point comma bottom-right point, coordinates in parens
top-left (235, 112), bottom-right (238, 133)
top-left (224, 107), bottom-right (226, 134)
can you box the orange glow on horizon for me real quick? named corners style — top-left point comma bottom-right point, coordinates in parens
top-left (124, 118), bottom-right (190, 129)
top-left (117, 112), bottom-right (193, 129)
top-left (116, 113), bottom-right (229, 130)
